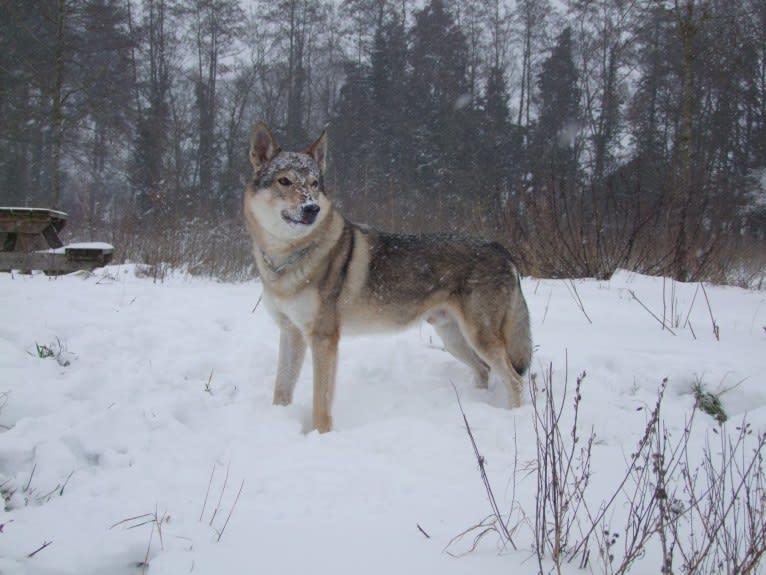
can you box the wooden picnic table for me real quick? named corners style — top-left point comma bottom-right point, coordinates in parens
top-left (0, 207), bottom-right (113, 273)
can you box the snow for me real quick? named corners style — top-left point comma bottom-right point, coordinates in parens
top-left (64, 243), bottom-right (115, 251)
top-left (40, 243), bottom-right (115, 255)
top-left (0, 208), bottom-right (68, 219)
top-left (1, 266), bottom-right (765, 574)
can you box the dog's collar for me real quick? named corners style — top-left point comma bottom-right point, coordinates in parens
top-left (260, 242), bottom-right (316, 276)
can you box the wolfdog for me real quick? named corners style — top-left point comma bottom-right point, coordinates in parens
top-left (243, 123), bottom-right (532, 432)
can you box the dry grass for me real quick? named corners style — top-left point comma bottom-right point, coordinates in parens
top-left (453, 363), bottom-right (766, 574)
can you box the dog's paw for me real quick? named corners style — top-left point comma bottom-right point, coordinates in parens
top-left (272, 393), bottom-right (293, 406)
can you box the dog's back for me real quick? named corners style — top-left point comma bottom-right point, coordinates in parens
top-left (357, 229), bottom-right (530, 370)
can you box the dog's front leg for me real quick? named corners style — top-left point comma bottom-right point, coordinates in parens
top-left (273, 322), bottom-right (307, 406)
top-left (310, 328), bottom-right (339, 433)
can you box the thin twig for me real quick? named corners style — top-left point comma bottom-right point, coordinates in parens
top-left (217, 479), bottom-right (245, 542)
top-left (683, 283), bottom-right (700, 329)
top-left (628, 289), bottom-right (677, 335)
top-left (715, 375), bottom-right (748, 397)
top-left (154, 505), bottom-right (166, 550)
top-left (417, 523), bottom-right (431, 539)
top-left (27, 540), bottom-right (53, 558)
top-left (570, 379), bottom-right (670, 560)
top-left (127, 518), bottom-right (158, 530)
top-left (110, 513), bottom-right (154, 530)
top-left (445, 521), bottom-right (496, 557)
top-left (24, 463), bottom-right (37, 492)
top-left (699, 282), bottom-right (720, 341)
top-left (141, 522), bottom-right (155, 575)
top-left (58, 470), bottom-right (74, 496)
top-left (566, 280), bottom-right (592, 324)
top-left (209, 462), bottom-right (231, 527)
top-left (451, 383), bottom-right (517, 550)
top-left (542, 287), bottom-right (553, 324)
top-left (200, 464), bottom-right (216, 522)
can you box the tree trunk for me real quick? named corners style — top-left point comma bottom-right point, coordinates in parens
top-left (50, 0), bottom-right (67, 209)
top-left (671, 0), bottom-right (698, 282)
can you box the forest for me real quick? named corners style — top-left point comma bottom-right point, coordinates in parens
top-left (1, 0), bottom-right (765, 282)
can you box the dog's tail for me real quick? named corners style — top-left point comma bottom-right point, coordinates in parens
top-left (505, 269), bottom-right (532, 376)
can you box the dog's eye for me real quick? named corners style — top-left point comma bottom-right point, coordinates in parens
top-left (310, 180), bottom-right (319, 188)
top-left (278, 177), bottom-right (292, 186)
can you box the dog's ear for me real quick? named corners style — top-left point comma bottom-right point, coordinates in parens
top-left (306, 129), bottom-right (328, 173)
top-left (250, 123), bottom-right (279, 171)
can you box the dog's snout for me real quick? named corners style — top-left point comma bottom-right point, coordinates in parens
top-left (299, 203), bottom-right (320, 225)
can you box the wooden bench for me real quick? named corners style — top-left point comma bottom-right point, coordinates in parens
top-left (0, 207), bottom-right (114, 274)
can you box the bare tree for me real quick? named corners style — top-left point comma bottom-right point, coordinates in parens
top-left (184, 0), bottom-right (245, 209)
top-left (670, 0), bottom-right (704, 282)
top-left (50, 0), bottom-right (69, 209)
top-left (513, 0), bottom-right (552, 129)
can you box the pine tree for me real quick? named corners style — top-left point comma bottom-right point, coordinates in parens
top-left (130, 0), bottom-right (173, 217)
top-left (406, 0), bottom-right (474, 228)
top-left (184, 0), bottom-right (245, 211)
top-left (75, 0), bottom-right (134, 231)
top-left (257, 0), bottom-right (325, 149)
top-left (478, 65), bottom-right (522, 217)
top-left (0, 1), bottom-right (60, 205)
top-left (369, 10), bottom-right (407, 194)
top-left (533, 26), bottom-right (581, 185)
top-left (331, 61), bottom-right (372, 214)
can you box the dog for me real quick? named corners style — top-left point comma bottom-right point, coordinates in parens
top-left (244, 123), bottom-right (532, 432)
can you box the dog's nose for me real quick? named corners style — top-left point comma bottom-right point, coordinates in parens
top-left (300, 203), bottom-right (320, 224)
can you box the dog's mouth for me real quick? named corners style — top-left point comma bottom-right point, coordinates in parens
top-left (282, 204), bottom-right (320, 226)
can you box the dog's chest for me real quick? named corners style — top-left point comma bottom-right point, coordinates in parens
top-left (264, 287), bottom-right (320, 332)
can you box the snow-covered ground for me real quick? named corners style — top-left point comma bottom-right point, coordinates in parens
top-left (1, 266), bottom-right (764, 574)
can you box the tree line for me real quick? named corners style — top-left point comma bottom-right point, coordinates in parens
top-left (1, 0), bottom-right (765, 281)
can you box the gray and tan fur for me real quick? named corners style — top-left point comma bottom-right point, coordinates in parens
top-left (244, 123), bottom-right (532, 433)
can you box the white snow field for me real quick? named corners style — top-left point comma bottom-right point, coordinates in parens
top-left (1, 265), bottom-right (765, 574)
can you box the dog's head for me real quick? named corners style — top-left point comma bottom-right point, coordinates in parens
top-left (244, 123), bottom-right (330, 241)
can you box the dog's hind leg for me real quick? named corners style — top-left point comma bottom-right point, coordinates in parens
top-left (457, 321), bottom-right (524, 408)
top-left (477, 341), bottom-right (524, 408)
top-left (428, 311), bottom-right (490, 389)
top-left (273, 322), bottom-right (307, 406)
